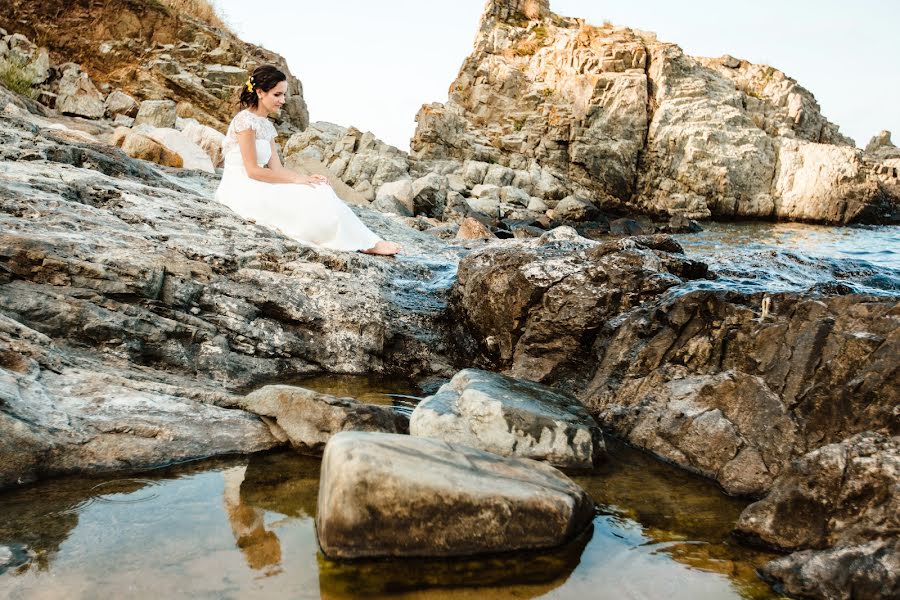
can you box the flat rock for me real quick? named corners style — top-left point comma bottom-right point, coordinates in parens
top-left (410, 369), bottom-right (604, 468)
top-left (239, 385), bottom-right (408, 454)
top-left (315, 431), bottom-right (594, 559)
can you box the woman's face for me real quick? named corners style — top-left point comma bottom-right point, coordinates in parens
top-left (257, 80), bottom-right (287, 114)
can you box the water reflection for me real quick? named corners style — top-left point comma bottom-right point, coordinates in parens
top-left (0, 444), bottom-right (787, 599)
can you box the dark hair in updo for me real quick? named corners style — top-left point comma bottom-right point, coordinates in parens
top-left (239, 65), bottom-right (287, 108)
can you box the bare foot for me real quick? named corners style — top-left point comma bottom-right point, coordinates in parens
top-left (361, 240), bottom-right (402, 256)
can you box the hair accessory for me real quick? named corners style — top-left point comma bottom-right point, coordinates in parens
top-left (245, 76), bottom-right (254, 92)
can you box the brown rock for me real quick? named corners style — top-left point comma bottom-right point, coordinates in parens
top-left (315, 431), bottom-right (594, 559)
top-left (455, 216), bottom-right (495, 240)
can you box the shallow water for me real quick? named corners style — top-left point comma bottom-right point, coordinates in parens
top-left (0, 438), bottom-right (786, 600)
top-left (674, 222), bottom-right (900, 296)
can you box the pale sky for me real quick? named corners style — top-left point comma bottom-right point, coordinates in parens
top-left (215, 0), bottom-right (898, 151)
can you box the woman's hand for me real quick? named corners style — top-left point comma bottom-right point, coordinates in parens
top-left (295, 174), bottom-right (328, 187)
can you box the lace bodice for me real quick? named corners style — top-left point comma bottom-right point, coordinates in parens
top-left (222, 110), bottom-right (278, 167)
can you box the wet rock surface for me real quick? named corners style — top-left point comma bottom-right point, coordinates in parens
top-left (410, 368), bottom-right (603, 468)
top-left (315, 431), bottom-right (594, 559)
top-left (240, 385), bottom-right (408, 453)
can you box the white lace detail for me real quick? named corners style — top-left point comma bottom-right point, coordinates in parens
top-left (222, 110), bottom-right (277, 155)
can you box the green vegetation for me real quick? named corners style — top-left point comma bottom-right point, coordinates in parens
top-left (539, 87), bottom-right (554, 98)
top-left (0, 56), bottom-right (37, 99)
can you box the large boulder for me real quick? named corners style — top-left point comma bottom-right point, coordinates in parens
top-left (55, 63), bottom-right (104, 119)
top-left (239, 385), bottom-right (408, 453)
top-left (111, 126), bottom-right (184, 168)
top-left (315, 431), bottom-right (594, 559)
top-left (104, 90), bottom-right (139, 118)
top-left (134, 99), bottom-right (177, 128)
top-left (137, 125), bottom-right (215, 173)
top-left (410, 368), bottom-right (604, 468)
top-left (179, 119), bottom-right (226, 167)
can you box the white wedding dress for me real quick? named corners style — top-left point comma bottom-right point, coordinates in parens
top-left (215, 110), bottom-right (382, 251)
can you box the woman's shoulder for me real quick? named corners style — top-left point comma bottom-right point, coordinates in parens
top-left (229, 109), bottom-right (274, 136)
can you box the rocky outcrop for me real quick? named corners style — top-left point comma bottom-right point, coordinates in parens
top-left (0, 1), bottom-right (308, 132)
top-left (315, 431), bottom-right (594, 559)
top-left (449, 229), bottom-right (709, 383)
top-left (734, 433), bottom-right (899, 600)
top-left (408, 0), bottom-right (898, 224)
top-left (0, 109), bottom-right (458, 489)
top-left (240, 385), bottom-right (408, 453)
top-left (409, 368), bottom-right (604, 468)
top-left (579, 291), bottom-right (898, 496)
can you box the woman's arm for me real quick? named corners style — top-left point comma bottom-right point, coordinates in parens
top-left (266, 141), bottom-right (327, 186)
top-left (236, 130), bottom-right (319, 185)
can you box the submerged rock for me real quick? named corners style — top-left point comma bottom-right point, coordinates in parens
top-left (315, 431), bottom-right (594, 559)
top-left (410, 368), bottom-right (604, 468)
top-left (240, 385), bottom-right (408, 453)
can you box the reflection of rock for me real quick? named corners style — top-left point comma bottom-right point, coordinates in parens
top-left (239, 451), bottom-right (320, 518)
top-left (410, 368), bottom-right (604, 468)
top-left (240, 385), bottom-right (409, 454)
top-left (317, 526), bottom-right (591, 600)
top-left (316, 432), bottom-right (594, 559)
top-left (222, 465), bottom-right (282, 574)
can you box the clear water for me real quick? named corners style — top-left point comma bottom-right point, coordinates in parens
top-left (0, 439), bottom-right (786, 600)
top-left (674, 222), bottom-right (900, 296)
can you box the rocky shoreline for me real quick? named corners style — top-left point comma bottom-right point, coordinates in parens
top-left (1, 1), bottom-right (898, 599)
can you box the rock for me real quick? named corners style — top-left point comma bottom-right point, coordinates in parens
top-left (759, 539), bottom-right (899, 600)
top-left (466, 196), bottom-right (500, 217)
top-left (554, 196), bottom-right (599, 222)
top-left (0, 346), bottom-right (278, 489)
top-left (0, 114), bottom-right (458, 487)
top-left (410, 369), bottom-right (604, 468)
top-left (408, 2), bottom-right (897, 224)
top-left (137, 125), bottom-right (215, 173)
top-left (582, 292), bottom-right (899, 496)
top-left (203, 63), bottom-right (247, 87)
top-left (111, 126), bottom-right (184, 168)
top-left (500, 185), bottom-right (531, 206)
top-left (315, 431), bottom-right (594, 559)
top-left (374, 179), bottom-right (414, 216)
top-left (104, 90), bottom-right (139, 118)
top-left (527, 196), bottom-right (549, 212)
top-left (450, 233), bottom-right (708, 381)
top-left (470, 183), bottom-right (501, 199)
top-left (239, 385), bottom-right (408, 454)
top-left (664, 214), bottom-right (703, 233)
top-left (735, 432), bottom-right (899, 551)
top-left (609, 218), bottom-right (650, 235)
top-left (455, 217), bottom-right (495, 240)
top-left (180, 119), bottom-right (226, 167)
top-left (112, 114), bottom-right (135, 127)
top-left (410, 173), bottom-right (447, 218)
top-left (55, 63), bottom-right (104, 119)
top-left (134, 99), bottom-right (177, 128)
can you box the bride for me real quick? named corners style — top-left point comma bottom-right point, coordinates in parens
top-left (215, 65), bottom-right (401, 255)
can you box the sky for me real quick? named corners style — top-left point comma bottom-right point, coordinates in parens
top-left (214, 0), bottom-right (898, 151)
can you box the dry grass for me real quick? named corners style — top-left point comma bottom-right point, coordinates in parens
top-left (0, 56), bottom-right (37, 98)
top-left (159, 0), bottom-right (231, 31)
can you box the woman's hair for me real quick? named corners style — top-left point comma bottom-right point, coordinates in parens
top-left (239, 65), bottom-right (287, 108)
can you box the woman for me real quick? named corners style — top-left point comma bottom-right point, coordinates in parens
top-left (215, 65), bottom-right (401, 255)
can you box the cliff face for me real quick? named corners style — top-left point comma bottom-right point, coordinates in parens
top-left (0, 0), bottom-right (308, 131)
top-left (410, 0), bottom-right (898, 224)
